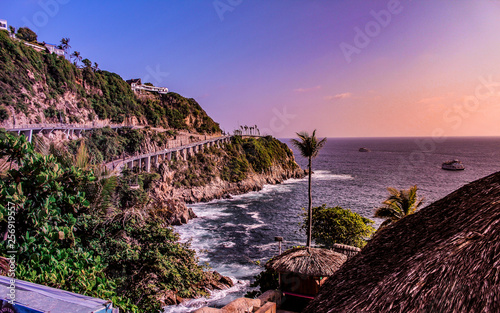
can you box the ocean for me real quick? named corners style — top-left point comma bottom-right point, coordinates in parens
top-left (165, 137), bottom-right (500, 312)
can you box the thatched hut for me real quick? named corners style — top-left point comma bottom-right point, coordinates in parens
top-left (306, 171), bottom-right (500, 313)
top-left (331, 243), bottom-right (361, 260)
top-left (266, 247), bottom-right (347, 299)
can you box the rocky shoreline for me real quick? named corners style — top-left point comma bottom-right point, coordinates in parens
top-left (153, 164), bottom-right (305, 226)
top-left (151, 162), bottom-right (305, 305)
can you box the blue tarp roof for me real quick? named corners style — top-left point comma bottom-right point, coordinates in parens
top-left (0, 276), bottom-right (114, 313)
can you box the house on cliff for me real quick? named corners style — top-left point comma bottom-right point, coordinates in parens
top-left (126, 78), bottom-right (169, 94)
top-left (44, 43), bottom-right (65, 57)
top-left (305, 171), bottom-right (500, 313)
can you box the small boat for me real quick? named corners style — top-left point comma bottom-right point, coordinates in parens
top-left (442, 160), bottom-right (465, 171)
top-left (359, 147), bottom-right (370, 152)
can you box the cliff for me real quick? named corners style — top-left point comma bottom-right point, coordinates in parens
top-left (0, 30), bottom-right (220, 134)
top-left (152, 136), bottom-right (305, 225)
top-left (0, 27), bottom-right (303, 312)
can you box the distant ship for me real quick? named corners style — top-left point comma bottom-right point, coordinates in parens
top-left (442, 160), bottom-right (465, 171)
top-left (359, 147), bottom-right (370, 152)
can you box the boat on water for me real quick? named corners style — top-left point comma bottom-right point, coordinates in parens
top-left (359, 147), bottom-right (370, 152)
top-left (442, 160), bottom-right (465, 171)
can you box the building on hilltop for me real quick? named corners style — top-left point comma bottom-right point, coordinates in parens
top-left (126, 78), bottom-right (169, 95)
top-left (1, 19), bottom-right (65, 57)
top-left (126, 78), bottom-right (142, 89)
top-left (44, 43), bottom-right (65, 57)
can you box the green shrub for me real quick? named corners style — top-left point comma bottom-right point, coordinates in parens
top-left (302, 205), bottom-right (375, 248)
top-left (0, 106), bottom-right (9, 122)
top-left (16, 27), bottom-right (37, 42)
top-left (0, 132), bottom-right (216, 312)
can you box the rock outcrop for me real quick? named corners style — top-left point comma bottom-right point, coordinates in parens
top-left (151, 161), bottom-right (304, 225)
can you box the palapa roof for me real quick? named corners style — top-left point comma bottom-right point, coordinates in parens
top-left (266, 247), bottom-right (347, 277)
top-left (331, 243), bottom-right (361, 259)
top-left (305, 171), bottom-right (500, 313)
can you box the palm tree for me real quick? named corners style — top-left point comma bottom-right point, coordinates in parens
top-left (291, 130), bottom-right (327, 248)
top-left (93, 62), bottom-right (99, 72)
top-left (374, 185), bottom-right (424, 228)
top-left (71, 51), bottom-right (82, 66)
top-left (59, 37), bottom-right (71, 54)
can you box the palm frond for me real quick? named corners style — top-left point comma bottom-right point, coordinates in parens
top-left (291, 129), bottom-right (327, 159)
top-left (374, 205), bottom-right (400, 220)
top-left (375, 185), bottom-right (424, 228)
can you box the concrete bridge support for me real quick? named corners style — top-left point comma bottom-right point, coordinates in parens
top-left (145, 156), bottom-right (151, 172)
top-left (17, 129), bottom-right (33, 143)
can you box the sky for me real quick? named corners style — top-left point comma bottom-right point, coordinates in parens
top-left (3, 0), bottom-right (500, 138)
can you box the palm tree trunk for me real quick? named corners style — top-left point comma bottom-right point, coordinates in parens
top-left (307, 156), bottom-right (312, 248)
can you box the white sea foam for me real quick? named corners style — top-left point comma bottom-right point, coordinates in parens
top-left (162, 279), bottom-right (249, 313)
top-left (243, 223), bottom-right (264, 231)
top-left (248, 211), bottom-right (263, 224)
top-left (313, 170), bottom-right (354, 181)
top-left (220, 241), bottom-right (236, 248)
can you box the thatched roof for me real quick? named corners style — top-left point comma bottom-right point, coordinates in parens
top-left (331, 243), bottom-right (361, 259)
top-left (266, 247), bottom-right (347, 277)
top-left (306, 171), bottom-right (500, 313)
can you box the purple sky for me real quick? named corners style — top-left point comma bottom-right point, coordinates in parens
top-left (4, 0), bottom-right (500, 137)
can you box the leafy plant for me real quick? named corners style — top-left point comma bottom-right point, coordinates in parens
top-left (0, 106), bottom-right (9, 122)
top-left (16, 27), bottom-right (37, 42)
top-left (302, 205), bottom-right (375, 249)
top-left (0, 132), bottom-right (218, 312)
top-left (374, 185), bottom-right (424, 228)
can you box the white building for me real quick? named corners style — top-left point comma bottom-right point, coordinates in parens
top-left (45, 43), bottom-right (65, 57)
top-left (126, 78), bottom-right (169, 94)
top-left (0, 19), bottom-right (7, 31)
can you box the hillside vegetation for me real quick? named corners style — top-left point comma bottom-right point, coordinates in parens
top-left (0, 131), bottom-right (231, 312)
top-left (0, 30), bottom-right (220, 133)
top-left (0, 28), bottom-right (304, 313)
top-left (169, 135), bottom-right (300, 188)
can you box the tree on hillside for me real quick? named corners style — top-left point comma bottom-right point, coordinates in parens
top-left (16, 27), bottom-right (37, 42)
top-left (302, 205), bottom-right (375, 248)
top-left (58, 37), bottom-right (71, 53)
top-left (291, 130), bottom-right (326, 248)
top-left (374, 185), bottom-right (424, 228)
top-left (93, 62), bottom-right (99, 72)
top-left (8, 26), bottom-right (15, 35)
top-left (71, 51), bottom-right (82, 66)
top-left (0, 107), bottom-right (9, 123)
top-left (82, 58), bottom-right (92, 68)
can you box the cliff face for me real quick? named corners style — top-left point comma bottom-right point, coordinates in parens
top-left (0, 31), bottom-right (220, 134)
top-left (0, 29), bottom-right (301, 312)
top-left (158, 164), bottom-right (303, 205)
top-left (150, 136), bottom-right (305, 225)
